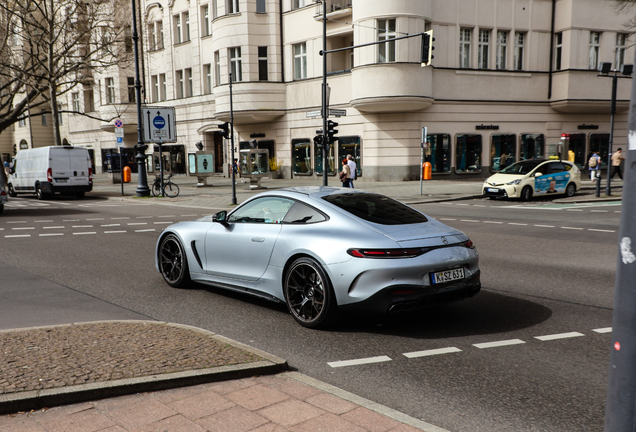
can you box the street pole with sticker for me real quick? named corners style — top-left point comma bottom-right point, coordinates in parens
top-left (604, 63), bottom-right (636, 431)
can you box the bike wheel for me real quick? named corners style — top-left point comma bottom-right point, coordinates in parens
top-left (151, 182), bottom-right (161, 197)
top-left (164, 182), bottom-right (180, 198)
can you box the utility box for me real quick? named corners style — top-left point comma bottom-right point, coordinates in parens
top-left (240, 148), bottom-right (269, 189)
top-left (188, 151), bottom-right (215, 186)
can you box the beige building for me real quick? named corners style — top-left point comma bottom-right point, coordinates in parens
top-left (5, 0), bottom-right (634, 180)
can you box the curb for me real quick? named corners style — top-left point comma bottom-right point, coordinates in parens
top-left (0, 320), bottom-right (288, 415)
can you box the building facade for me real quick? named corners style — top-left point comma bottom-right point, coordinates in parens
top-left (4, 0), bottom-right (634, 180)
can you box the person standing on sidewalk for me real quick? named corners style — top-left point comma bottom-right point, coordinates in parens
top-left (610, 148), bottom-right (625, 180)
top-left (339, 159), bottom-right (351, 188)
top-left (588, 151), bottom-right (601, 182)
top-left (346, 154), bottom-right (357, 188)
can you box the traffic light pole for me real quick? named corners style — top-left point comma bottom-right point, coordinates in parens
top-left (321, 1), bottom-right (329, 187)
top-left (229, 72), bottom-right (237, 205)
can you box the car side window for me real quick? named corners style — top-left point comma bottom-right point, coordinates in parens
top-left (549, 162), bottom-right (566, 173)
top-left (282, 202), bottom-right (327, 224)
top-left (227, 197), bottom-right (294, 224)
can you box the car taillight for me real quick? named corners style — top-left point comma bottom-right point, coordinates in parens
top-left (347, 248), bottom-right (428, 259)
top-left (0, 190), bottom-right (6, 197)
top-left (89, 167), bottom-right (93, 181)
top-left (463, 239), bottom-right (475, 249)
top-left (47, 168), bottom-right (52, 182)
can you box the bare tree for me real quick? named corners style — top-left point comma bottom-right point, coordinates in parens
top-left (0, 0), bottom-right (133, 145)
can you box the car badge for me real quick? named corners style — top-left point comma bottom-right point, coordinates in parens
top-left (442, 237), bottom-right (449, 244)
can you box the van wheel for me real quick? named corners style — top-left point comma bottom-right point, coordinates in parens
top-left (36, 185), bottom-right (46, 200)
top-left (8, 184), bottom-right (16, 197)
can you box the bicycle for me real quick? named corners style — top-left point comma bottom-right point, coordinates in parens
top-left (152, 174), bottom-right (180, 198)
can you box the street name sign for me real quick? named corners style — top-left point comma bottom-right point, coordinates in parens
top-left (330, 109), bottom-right (347, 117)
top-left (306, 110), bottom-right (322, 118)
top-left (142, 106), bottom-right (177, 143)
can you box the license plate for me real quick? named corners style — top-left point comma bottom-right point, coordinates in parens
top-left (431, 268), bottom-right (465, 284)
top-left (487, 188), bottom-right (499, 193)
top-left (55, 179), bottom-right (68, 183)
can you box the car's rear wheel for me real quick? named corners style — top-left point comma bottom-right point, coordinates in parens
top-left (159, 234), bottom-right (190, 288)
top-left (521, 186), bottom-right (532, 201)
top-left (284, 257), bottom-right (336, 329)
top-left (565, 183), bottom-right (576, 197)
top-left (36, 184), bottom-right (46, 200)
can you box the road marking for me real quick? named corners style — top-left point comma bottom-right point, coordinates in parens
top-left (328, 356), bottom-right (392, 368)
top-left (535, 332), bottom-right (584, 341)
top-left (127, 222), bottom-right (148, 225)
top-left (534, 225), bottom-right (555, 228)
top-left (588, 229), bottom-right (615, 233)
top-left (86, 218), bottom-right (105, 221)
top-left (181, 214), bottom-right (197, 217)
top-left (43, 226), bottom-right (65, 229)
top-left (590, 210), bottom-right (608, 213)
top-left (439, 218), bottom-right (456, 221)
top-left (135, 229), bottom-right (156, 232)
top-left (593, 327), bottom-right (612, 333)
top-left (5, 235), bottom-right (31, 238)
top-left (562, 227), bottom-right (584, 230)
top-left (73, 232), bottom-right (97, 235)
top-left (403, 347), bottom-right (462, 359)
top-left (474, 339), bottom-right (526, 349)
top-left (105, 231), bottom-right (127, 234)
top-left (12, 227), bottom-right (35, 230)
top-left (101, 224), bottom-right (121, 227)
top-left (73, 225), bottom-right (93, 228)
top-left (158, 215), bottom-right (176, 218)
top-left (483, 221), bottom-right (503, 224)
top-left (39, 233), bottom-right (64, 237)
top-left (34, 220), bottom-right (54, 223)
top-left (456, 204), bottom-right (469, 206)
top-left (154, 221), bottom-right (173, 224)
top-left (460, 219), bottom-right (480, 223)
top-left (473, 205), bottom-right (486, 207)
top-left (137, 216), bottom-right (153, 219)
top-left (566, 209), bottom-right (584, 212)
top-left (508, 223), bottom-right (527, 226)
top-left (7, 221), bottom-right (27, 224)
top-left (112, 217), bottom-right (130, 220)
top-left (63, 219), bottom-right (79, 222)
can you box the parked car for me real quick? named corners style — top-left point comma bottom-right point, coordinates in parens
top-left (8, 146), bottom-right (93, 200)
top-left (482, 159), bottom-right (581, 201)
top-left (0, 166), bottom-right (8, 214)
top-left (156, 187), bottom-right (481, 328)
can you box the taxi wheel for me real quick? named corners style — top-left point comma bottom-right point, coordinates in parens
top-left (565, 183), bottom-right (576, 197)
top-left (521, 186), bottom-right (533, 201)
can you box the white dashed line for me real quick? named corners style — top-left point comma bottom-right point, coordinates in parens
top-left (39, 233), bottom-right (64, 237)
top-left (154, 221), bottom-right (173, 225)
top-left (593, 327), bottom-right (612, 333)
top-left (460, 220), bottom-right (480, 223)
top-left (474, 339), bottom-right (526, 349)
top-left (73, 225), bottom-right (94, 228)
top-left (158, 215), bottom-right (176, 218)
top-left (34, 220), bottom-right (54, 223)
top-left (86, 218), bottom-right (105, 221)
top-left (7, 221), bottom-right (27, 224)
top-left (535, 332), bottom-right (585, 341)
top-left (566, 209), bottom-right (584, 212)
top-left (439, 218), bottom-right (456, 221)
top-left (127, 223), bottom-right (148, 226)
top-left (508, 223), bottom-right (527, 226)
top-left (73, 232), bottom-right (97, 235)
top-left (105, 231), bottom-right (127, 234)
top-left (328, 356), bottom-right (392, 368)
top-left (101, 224), bottom-right (121, 227)
top-left (135, 229), bottom-right (156, 232)
top-left (112, 217), bottom-right (130, 220)
top-left (5, 235), bottom-right (31, 238)
top-left (562, 227), bottom-right (584, 230)
top-left (534, 225), bottom-right (555, 228)
top-left (12, 227), bottom-right (35, 230)
top-left (137, 216), bottom-right (153, 219)
top-left (63, 219), bottom-right (79, 222)
top-left (483, 221), bottom-right (503, 224)
top-left (403, 347), bottom-right (462, 358)
top-left (590, 210), bottom-right (608, 213)
top-left (588, 229), bottom-right (615, 233)
top-left (181, 214), bottom-right (197, 217)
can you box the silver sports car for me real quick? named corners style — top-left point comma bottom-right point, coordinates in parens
top-left (156, 187), bottom-right (480, 328)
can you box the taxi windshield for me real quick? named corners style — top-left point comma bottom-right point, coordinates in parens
top-left (499, 160), bottom-right (543, 175)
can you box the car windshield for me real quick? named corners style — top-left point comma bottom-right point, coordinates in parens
top-left (499, 160), bottom-right (543, 175)
top-left (322, 193), bottom-right (428, 225)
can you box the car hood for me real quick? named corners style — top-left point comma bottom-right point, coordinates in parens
top-left (484, 173), bottom-right (526, 186)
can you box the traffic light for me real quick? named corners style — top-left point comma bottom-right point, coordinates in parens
top-left (313, 134), bottom-right (324, 148)
top-left (218, 122), bottom-right (230, 138)
top-left (326, 120), bottom-right (338, 144)
top-left (421, 30), bottom-right (434, 67)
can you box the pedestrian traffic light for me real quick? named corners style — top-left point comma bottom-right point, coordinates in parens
top-left (421, 30), bottom-right (434, 67)
top-left (218, 122), bottom-right (230, 138)
top-left (326, 120), bottom-right (338, 144)
top-left (313, 134), bottom-right (323, 148)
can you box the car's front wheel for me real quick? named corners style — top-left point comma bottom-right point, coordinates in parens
top-left (565, 183), bottom-right (576, 197)
top-left (159, 234), bottom-right (191, 288)
top-left (521, 186), bottom-right (533, 201)
top-left (284, 257), bottom-right (336, 329)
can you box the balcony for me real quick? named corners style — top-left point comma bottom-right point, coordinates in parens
top-left (315, 0), bottom-right (352, 17)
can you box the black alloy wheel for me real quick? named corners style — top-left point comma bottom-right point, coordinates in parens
top-left (521, 186), bottom-right (532, 201)
top-left (284, 257), bottom-right (336, 329)
top-left (159, 234), bottom-right (190, 288)
top-left (565, 183), bottom-right (576, 197)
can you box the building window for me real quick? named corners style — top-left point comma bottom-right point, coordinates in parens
top-left (520, 134), bottom-right (544, 160)
top-left (490, 134), bottom-right (516, 172)
top-left (184, 12), bottom-right (190, 42)
top-left (215, 51), bottom-right (221, 85)
top-left (174, 15), bottom-right (181, 44)
top-left (425, 134), bottom-right (451, 173)
top-left (455, 134), bottom-right (482, 173)
top-left (258, 46), bottom-right (268, 81)
top-left (589, 31), bottom-right (601, 70)
top-left (616, 33), bottom-right (627, 70)
top-left (202, 6), bottom-right (210, 36)
top-left (459, 28), bottom-right (471, 68)
top-left (148, 23), bottom-right (156, 50)
top-left (229, 47), bottom-right (242, 81)
top-left (338, 136), bottom-right (361, 178)
top-left (496, 31), bottom-right (507, 70)
top-left (124, 27), bottom-right (133, 52)
top-left (84, 88), bottom-right (94, 112)
top-left (315, 139), bottom-right (335, 176)
top-left (204, 64), bottom-right (212, 94)
top-left (127, 77), bottom-right (135, 103)
top-left (567, 133), bottom-right (586, 168)
top-left (514, 32), bottom-right (525, 71)
top-left (185, 68), bottom-right (193, 97)
top-left (292, 138), bottom-right (312, 175)
top-left (227, 0), bottom-right (239, 14)
top-left (294, 43), bottom-right (307, 80)
top-left (157, 21), bottom-right (164, 49)
top-left (478, 29), bottom-right (490, 69)
top-left (256, 0), bottom-right (266, 13)
top-left (292, 0), bottom-right (306, 9)
top-left (41, 110), bottom-right (47, 126)
top-left (72, 92), bottom-right (80, 112)
top-left (213, 0), bottom-right (218, 19)
top-left (19, 117), bottom-right (26, 127)
top-left (590, 133), bottom-right (610, 168)
top-left (160, 74), bottom-right (166, 101)
top-left (151, 75), bottom-right (159, 101)
top-left (176, 70), bottom-right (184, 98)
top-left (105, 77), bottom-right (115, 104)
top-left (58, 105), bottom-right (63, 126)
top-left (378, 18), bottom-right (396, 63)
top-left (555, 32), bottom-right (563, 70)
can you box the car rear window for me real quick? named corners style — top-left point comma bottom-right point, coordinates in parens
top-left (322, 193), bottom-right (428, 225)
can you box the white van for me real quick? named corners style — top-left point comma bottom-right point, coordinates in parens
top-left (0, 165), bottom-right (8, 214)
top-left (8, 146), bottom-right (93, 199)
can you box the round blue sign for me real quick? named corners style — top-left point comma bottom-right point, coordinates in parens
top-left (153, 116), bottom-right (166, 129)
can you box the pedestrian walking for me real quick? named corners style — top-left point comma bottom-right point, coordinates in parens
top-left (610, 147), bottom-right (625, 180)
top-left (339, 158), bottom-right (351, 188)
top-left (233, 158), bottom-right (245, 183)
top-left (588, 151), bottom-right (601, 182)
top-left (346, 154), bottom-right (357, 188)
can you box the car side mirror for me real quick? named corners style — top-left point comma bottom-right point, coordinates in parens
top-left (534, 172), bottom-right (543, 177)
top-left (212, 210), bottom-right (227, 223)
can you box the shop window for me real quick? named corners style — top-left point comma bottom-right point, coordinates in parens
top-left (490, 134), bottom-right (516, 172)
top-left (425, 134), bottom-right (451, 173)
top-left (338, 136), bottom-right (361, 177)
top-left (589, 133), bottom-right (609, 169)
top-left (567, 133), bottom-right (586, 168)
top-left (292, 138), bottom-right (312, 175)
top-left (520, 134), bottom-right (544, 160)
top-left (455, 134), bottom-right (482, 173)
top-left (315, 141), bottom-right (335, 176)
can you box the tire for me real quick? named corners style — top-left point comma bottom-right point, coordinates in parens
top-left (164, 182), bottom-right (180, 198)
top-left (151, 181), bottom-right (161, 197)
top-left (284, 257), bottom-right (337, 329)
top-left (36, 184), bottom-right (46, 200)
top-left (521, 186), bottom-right (532, 201)
top-left (8, 184), bottom-right (16, 197)
top-left (565, 183), bottom-right (576, 198)
top-left (159, 234), bottom-right (191, 288)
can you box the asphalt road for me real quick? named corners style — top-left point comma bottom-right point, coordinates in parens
top-left (0, 194), bottom-right (620, 431)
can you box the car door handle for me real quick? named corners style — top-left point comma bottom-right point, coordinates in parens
top-left (251, 238), bottom-right (265, 243)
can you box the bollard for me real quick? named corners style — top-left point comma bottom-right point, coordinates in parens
top-left (123, 166), bottom-right (132, 183)
top-left (422, 162), bottom-right (432, 180)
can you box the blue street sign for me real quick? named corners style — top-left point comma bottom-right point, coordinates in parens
top-left (153, 116), bottom-right (166, 129)
top-left (117, 137), bottom-right (123, 143)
